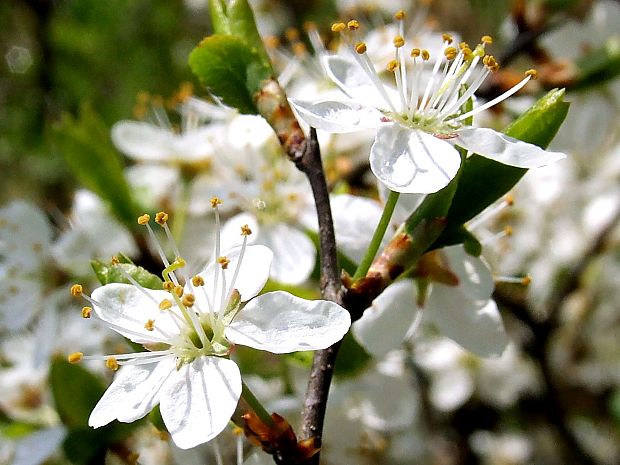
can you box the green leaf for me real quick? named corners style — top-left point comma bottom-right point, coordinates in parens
top-left (189, 34), bottom-right (272, 114)
top-left (49, 105), bottom-right (140, 229)
top-left (333, 332), bottom-right (371, 379)
top-left (91, 259), bottom-right (163, 290)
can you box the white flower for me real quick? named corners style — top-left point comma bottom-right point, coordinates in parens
top-left (290, 20), bottom-right (565, 193)
top-left (353, 244), bottom-right (509, 358)
top-left (74, 213), bottom-right (350, 449)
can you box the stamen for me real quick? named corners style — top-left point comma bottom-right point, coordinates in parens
top-left (81, 306), bottom-right (92, 318)
top-left (192, 275), bottom-right (205, 287)
top-left (218, 256), bottom-right (231, 270)
top-left (106, 357), bottom-right (119, 371)
top-left (394, 10), bottom-right (406, 20)
top-left (355, 42), bottom-right (367, 54)
top-left (145, 319), bottom-right (155, 331)
top-left (393, 36), bottom-right (405, 48)
top-left (467, 195), bottom-right (514, 230)
top-left (159, 299), bottom-right (173, 310)
top-left (68, 352), bottom-right (83, 363)
top-left (442, 33), bottom-right (454, 44)
top-left (495, 275), bottom-right (531, 286)
top-left (481, 226), bottom-right (513, 245)
top-left (116, 266), bottom-right (159, 305)
top-left (331, 22), bottom-right (346, 33)
top-left (70, 284), bottom-right (83, 297)
top-left (347, 20), bottom-right (360, 31)
top-left (138, 214), bottom-right (173, 281)
top-left (182, 294), bottom-right (195, 308)
top-left (481, 35), bottom-right (493, 45)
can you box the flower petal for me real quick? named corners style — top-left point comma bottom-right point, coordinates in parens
top-left (160, 357), bottom-right (241, 449)
top-left (441, 245), bottom-right (494, 300)
top-left (111, 121), bottom-right (173, 161)
top-left (289, 98), bottom-right (382, 133)
top-left (259, 224), bottom-right (315, 285)
top-left (352, 280), bottom-right (420, 357)
top-left (370, 125), bottom-right (461, 193)
top-left (427, 291), bottom-right (509, 357)
top-left (91, 284), bottom-right (180, 343)
top-left (454, 127), bottom-right (566, 168)
top-left (226, 291), bottom-right (350, 353)
top-left (89, 358), bottom-right (175, 428)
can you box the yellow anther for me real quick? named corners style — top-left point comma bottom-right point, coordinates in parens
top-left (484, 55), bottom-right (499, 71)
top-left (182, 294), bottom-right (195, 307)
top-left (462, 47), bottom-right (473, 59)
top-left (442, 33), bottom-right (453, 44)
top-left (421, 49), bottom-right (430, 61)
top-left (159, 299), bottom-right (172, 310)
top-left (264, 35), bottom-right (280, 49)
top-left (355, 42), bottom-right (367, 54)
top-left (292, 41), bottom-right (307, 56)
top-left (522, 275), bottom-right (532, 286)
top-left (387, 59), bottom-right (399, 72)
top-left (395, 10), bottom-right (406, 20)
top-left (232, 426), bottom-right (244, 436)
top-left (505, 194), bottom-right (515, 206)
top-left (106, 357), bottom-right (119, 371)
top-left (70, 284), bottom-right (83, 297)
top-left (393, 36), bottom-right (405, 48)
top-left (68, 352), bottom-right (83, 364)
top-left (111, 256), bottom-right (120, 265)
top-left (241, 224), bottom-right (252, 236)
top-left (155, 211), bottom-right (169, 225)
top-left (525, 69), bottom-right (538, 79)
top-left (411, 48), bottom-right (421, 58)
top-left (163, 281), bottom-right (175, 292)
top-left (481, 35), bottom-right (493, 45)
top-left (192, 275), bottom-right (205, 287)
top-left (444, 46), bottom-right (457, 60)
top-left (144, 319), bottom-right (155, 331)
top-left (137, 214), bottom-right (150, 225)
top-left (218, 256), bottom-right (231, 270)
top-left (81, 306), bottom-right (92, 319)
top-left (331, 22), bottom-right (346, 32)
top-left (285, 27), bottom-right (300, 41)
top-left (210, 197), bottom-right (222, 208)
top-left (347, 20), bottom-right (360, 31)
top-left (459, 41), bottom-right (469, 50)
top-left (504, 225), bottom-right (513, 236)
top-left (174, 285), bottom-right (184, 298)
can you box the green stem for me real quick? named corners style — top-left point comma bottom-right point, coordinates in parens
top-left (241, 380), bottom-right (274, 427)
top-left (353, 190), bottom-right (400, 280)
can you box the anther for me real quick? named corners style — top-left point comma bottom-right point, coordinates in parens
top-left (163, 282), bottom-right (175, 292)
top-left (241, 224), bottom-right (252, 236)
top-left (264, 35), bottom-right (280, 49)
top-left (159, 299), bottom-right (173, 310)
top-left (331, 22), bottom-right (346, 33)
top-left (144, 319), bottom-right (155, 331)
top-left (106, 357), bottom-right (119, 371)
top-left (525, 69), bottom-right (538, 79)
top-left (442, 33), bottom-right (453, 44)
top-left (137, 214), bottom-right (150, 225)
top-left (155, 211), bottom-right (169, 225)
top-left (68, 352), bottom-right (83, 364)
top-left (505, 194), bottom-right (514, 206)
top-left (70, 284), bottom-right (83, 297)
top-left (444, 46), bottom-right (457, 60)
top-left (387, 60), bottom-right (399, 72)
top-left (182, 294), bottom-right (195, 307)
top-left (292, 42), bottom-right (307, 56)
top-left (347, 20), bottom-right (360, 31)
top-left (218, 256), bottom-right (231, 270)
top-left (210, 197), bottom-right (222, 208)
top-left (192, 275), bottom-right (205, 287)
top-left (355, 42), bottom-right (367, 54)
top-left (285, 27), bottom-right (300, 41)
top-left (504, 225), bottom-right (513, 236)
top-left (111, 256), bottom-right (120, 265)
top-left (174, 285), bottom-right (184, 298)
top-left (459, 41), bottom-right (469, 50)
top-left (421, 50), bottom-right (430, 61)
top-left (411, 48), bottom-right (421, 58)
top-left (81, 306), bottom-right (92, 318)
top-left (394, 10), bottom-right (406, 20)
top-left (393, 36), bottom-right (405, 48)
top-left (481, 35), bottom-right (493, 45)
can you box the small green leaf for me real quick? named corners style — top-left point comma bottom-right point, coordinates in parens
top-left (189, 34), bottom-right (272, 114)
top-left (49, 105), bottom-right (140, 229)
top-left (91, 259), bottom-right (163, 290)
top-left (334, 333), bottom-right (371, 379)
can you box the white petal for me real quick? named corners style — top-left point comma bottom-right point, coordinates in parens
top-left (89, 358), bottom-right (175, 428)
top-left (441, 245), bottom-right (494, 300)
top-left (219, 213), bottom-right (260, 252)
top-left (427, 291), bottom-right (509, 358)
top-left (331, 194), bottom-right (383, 263)
top-left (12, 426), bottom-right (66, 465)
top-left (289, 99), bottom-right (382, 133)
top-left (370, 125), bottom-right (461, 193)
top-left (352, 280), bottom-right (419, 357)
top-left (91, 284), bottom-right (180, 343)
top-left (454, 127), bottom-right (566, 168)
top-left (226, 291), bottom-right (350, 353)
top-left (160, 357), bottom-right (241, 449)
top-left (429, 365), bottom-right (474, 411)
top-left (111, 121), bottom-right (173, 161)
top-left (192, 245), bottom-right (272, 313)
top-left (259, 224), bottom-right (315, 285)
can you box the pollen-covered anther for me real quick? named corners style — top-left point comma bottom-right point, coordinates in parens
top-left (331, 22), bottom-right (346, 33)
top-left (106, 357), bottom-right (119, 371)
top-left (525, 69), bottom-right (538, 80)
top-left (483, 55), bottom-right (500, 72)
top-left (444, 46), bottom-right (457, 60)
top-left (387, 60), bottom-right (399, 72)
top-left (264, 35), bottom-right (280, 49)
top-left (347, 20), bottom-right (360, 31)
top-left (411, 48), bottom-right (421, 58)
top-left (421, 49), bottom-right (430, 61)
top-left (241, 224), bottom-right (252, 236)
top-left (68, 352), bottom-right (83, 364)
top-left (218, 256), bottom-right (231, 270)
top-left (163, 282), bottom-right (175, 292)
top-left (522, 275), bottom-right (532, 286)
top-left (81, 306), bottom-right (92, 319)
top-left (481, 35), bottom-right (493, 45)
top-left (442, 33), bottom-right (453, 44)
top-left (504, 225), bottom-right (513, 236)
top-left (394, 10), bottom-right (406, 20)
top-left (393, 35), bottom-right (405, 48)
top-left (355, 42), bottom-right (367, 54)
top-left (155, 211), bottom-right (169, 225)
top-left (459, 41), bottom-right (469, 50)
top-left (144, 319), bottom-right (155, 331)
top-left (111, 256), bottom-right (120, 265)
top-left (137, 214), bottom-right (150, 225)
top-left (191, 275), bottom-right (205, 287)
top-left (174, 285), bottom-right (184, 298)
top-left (210, 196), bottom-right (223, 208)
top-left (70, 284), bottom-right (83, 297)
top-left (505, 194), bottom-right (515, 206)
top-left (182, 294), bottom-right (195, 307)
top-left (292, 41), bottom-right (307, 56)
top-left (159, 298), bottom-right (173, 310)
top-left (285, 27), bottom-right (300, 41)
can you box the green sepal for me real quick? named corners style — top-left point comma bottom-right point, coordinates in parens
top-left (189, 34), bottom-right (273, 114)
top-left (49, 104), bottom-right (140, 229)
top-left (148, 405), bottom-right (168, 433)
top-left (432, 225), bottom-right (483, 256)
top-left (573, 39), bottom-right (620, 89)
top-left (91, 258), bottom-right (163, 290)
